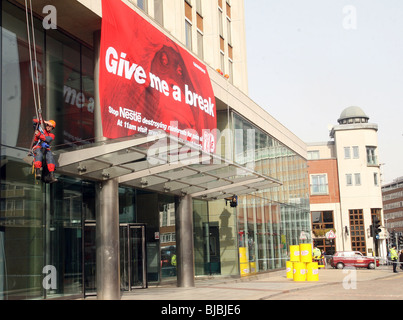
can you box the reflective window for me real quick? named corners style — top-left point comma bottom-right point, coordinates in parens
top-left (366, 146), bottom-right (377, 166)
top-left (310, 174), bottom-right (328, 195)
top-left (194, 111), bottom-right (311, 275)
top-left (159, 194), bottom-right (177, 280)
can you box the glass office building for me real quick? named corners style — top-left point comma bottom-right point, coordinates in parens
top-left (0, 1), bottom-right (310, 299)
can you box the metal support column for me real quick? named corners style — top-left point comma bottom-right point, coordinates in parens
top-left (93, 30), bottom-right (121, 300)
top-left (96, 178), bottom-right (120, 300)
top-left (176, 195), bottom-right (195, 287)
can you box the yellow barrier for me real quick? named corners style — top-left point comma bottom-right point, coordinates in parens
top-left (293, 262), bottom-right (306, 282)
top-left (300, 243), bottom-right (312, 263)
top-left (307, 262), bottom-right (319, 282)
top-left (286, 261), bottom-right (293, 279)
top-left (290, 245), bottom-right (300, 262)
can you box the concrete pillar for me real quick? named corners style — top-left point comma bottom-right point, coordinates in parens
top-left (175, 195), bottom-right (195, 287)
top-left (96, 179), bottom-right (120, 300)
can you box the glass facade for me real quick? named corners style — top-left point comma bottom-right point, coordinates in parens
top-left (0, 1), bottom-right (311, 299)
top-left (194, 198), bottom-right (239, 277)
top-left (1, 1), bottom-right (95, 299)
top-left (194, 111), bottom-right (311, 276)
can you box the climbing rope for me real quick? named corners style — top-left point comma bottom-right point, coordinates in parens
top-left (24, 0), bottom-right (46, 166)
top-left (24, 0), bottom-right (43, 122)
top-left (23, 0), bottom-right (46, 182)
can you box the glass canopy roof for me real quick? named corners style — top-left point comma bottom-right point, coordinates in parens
top-left (55, 134), bottom-right (281, 201)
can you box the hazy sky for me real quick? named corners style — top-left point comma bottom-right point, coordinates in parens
top-left (244, 0), bottom-right (403, 185)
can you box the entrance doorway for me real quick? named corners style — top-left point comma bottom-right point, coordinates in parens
top-left (83, 222), bottom-right (96, 296)
top-left (205, 224), bottom-right (221, 274)
top-left (120, 224), bottom-right (147, 290)
top-left (83, 222), bottom-right (147, 296)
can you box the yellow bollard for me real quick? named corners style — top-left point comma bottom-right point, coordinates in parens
top-left (307, 262), bottom-right (319, 282)
top-left (293, 262), bottom-right (307, 282)
top-left (290, 245), bottom-right (300, 262)
top-left (286, 261), bottom-right (294, 279)
top-left (300, 243), bottom-right (313, 263)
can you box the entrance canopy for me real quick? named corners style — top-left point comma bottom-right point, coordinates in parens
top-left (55, 134), bottom-right (281, 201)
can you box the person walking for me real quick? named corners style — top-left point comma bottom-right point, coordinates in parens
top-left (390, 245), bottom-right (398, 273)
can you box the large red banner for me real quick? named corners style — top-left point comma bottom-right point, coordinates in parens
top-left (99, 0), bottom-right (217, 152)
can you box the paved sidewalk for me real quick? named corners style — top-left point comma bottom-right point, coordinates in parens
top-left (118, 266), bottom-right (398, 300)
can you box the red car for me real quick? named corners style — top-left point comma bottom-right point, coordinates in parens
top-left (330, 251), bottom-right (380, 269)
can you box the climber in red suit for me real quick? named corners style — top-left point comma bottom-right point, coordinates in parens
top-left (32, 118), bottom-right (58, 183)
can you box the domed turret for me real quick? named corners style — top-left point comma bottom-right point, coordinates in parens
top-left (338, 106), bottom-right (369, 125)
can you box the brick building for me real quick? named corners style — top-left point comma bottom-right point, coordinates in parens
top-left (382, 177), bottom-right (403, 247)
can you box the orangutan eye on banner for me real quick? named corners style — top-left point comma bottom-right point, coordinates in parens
top-left (99, 0), bottom-right (217, 152)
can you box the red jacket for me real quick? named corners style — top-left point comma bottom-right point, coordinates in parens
top-left (33, 119), bottom-right (55, 150)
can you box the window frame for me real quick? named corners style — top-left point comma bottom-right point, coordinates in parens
top-left (310, 173), bottom-right (329, 195)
